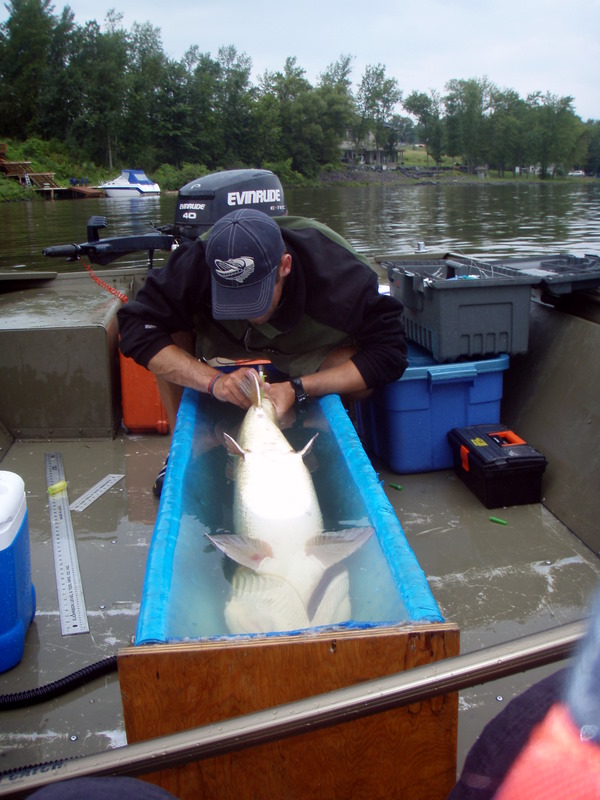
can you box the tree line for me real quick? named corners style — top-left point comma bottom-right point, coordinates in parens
top-left (1, 0), bottom-right (599, 180)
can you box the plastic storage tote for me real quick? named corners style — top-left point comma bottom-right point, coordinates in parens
top-left (385, 258), bottom-right (536, 362)
top-left (486, 253), bottom-right (600, 298)
top-left (355, 345), bottom-right (510, 474)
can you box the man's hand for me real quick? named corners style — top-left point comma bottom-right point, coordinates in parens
top-left (263, 380), bottom-right (296, 419)
top-left (210, 367), bottom-right (261, 409)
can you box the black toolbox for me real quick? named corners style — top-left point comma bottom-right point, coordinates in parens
top-left (447, 424), bottom-right (547, 508)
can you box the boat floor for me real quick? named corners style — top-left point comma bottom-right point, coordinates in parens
top-left (1, 432), bottom-right (600, 783)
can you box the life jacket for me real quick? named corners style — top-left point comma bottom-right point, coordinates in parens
top-left (494, 702), bottom-right (600, 799)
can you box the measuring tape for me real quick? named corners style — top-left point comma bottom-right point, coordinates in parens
top-left (70, 473), bottom-right (124, 512)
top-left (45, 452), bottom-right (89, 636)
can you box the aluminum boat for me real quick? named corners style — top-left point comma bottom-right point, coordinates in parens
top-left (0, 170), bottom-right (599, 799)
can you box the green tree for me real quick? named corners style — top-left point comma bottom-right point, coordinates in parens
top-left (444, 77), bottom-right (493, 173)
top-left (356, 63), bottom-right (402, 165)
top-left (182, 48), bottom-right (222, 169)
top-left (527, 91), bottom-right (579, 177)
top-left (66, 12), bottom-right (130, 168)
top-left (391, 115), bottom-right (417, 146)
top-left (488, 88), bottom-right (527, 176)
top-left (212, 45), bottom-right (255, 167)
top-left (152, 57), bottom-right (194, 169)
top-left (0, 0), bottom-right (56, 137)
top-left (260, 56), bottom-right (354, 176)
top-left (315, 82), bottom-right (355, 164)
top-left (261, 57), bottom-right (314, 173)
top-left (36, 6), bottom-right (79, 141)
top-left (317, 54), bottom-right (356, 164)
top-left (319, 53), bottom-right (354, 93)
top-left (287, 91), bottom-right (326, 176)
top-left (403, 90), bottom-right (444, 165)
top-left (251, 90), bottom-right (285, 165)
top-left (121, 22), bottom-right (167, 168)
top-left (583, 120), bottom-right (600, 175)
top-left (264, 56), bottom-right (312, 105)
top-left (562, 115), bottom-right (588, 174)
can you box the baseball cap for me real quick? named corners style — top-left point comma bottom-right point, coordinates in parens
top-left (206, 209), bottom-right (285, 320)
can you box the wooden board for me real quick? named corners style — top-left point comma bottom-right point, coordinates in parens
top-left (119, 622), bottom-right (459, 800)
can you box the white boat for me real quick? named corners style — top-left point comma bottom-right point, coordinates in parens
top-left (99, 169), bottom-right (160, 198)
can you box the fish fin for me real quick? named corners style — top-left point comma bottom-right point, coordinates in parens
top-left (223, 432), bottom-right (246, 458)
top-left (239, 369), bottom-right (262, 407)
top-left (306, 526), bottom-right (373, 569)
top-left (298, 433), bottom-right (319, 459)
top-left (206, 533), bottom-right (272, 570)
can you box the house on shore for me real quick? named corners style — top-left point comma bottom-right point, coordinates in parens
top-left (339, 126), bottom-right (405, 169)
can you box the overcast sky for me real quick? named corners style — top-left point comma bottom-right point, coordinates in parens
top-left (4, 0), bottom-right (599, 120)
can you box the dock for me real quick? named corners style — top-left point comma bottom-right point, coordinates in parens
top-left (33, 185), bottom-right (105, 199)
top-left (0, 142), bottom-right (104, 199)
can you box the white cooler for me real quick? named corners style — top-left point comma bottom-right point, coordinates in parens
top-left (0, 471), bottom-right (36, 672)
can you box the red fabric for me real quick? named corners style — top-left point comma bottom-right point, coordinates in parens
top-left (494, 703), bottom-right (600, 799)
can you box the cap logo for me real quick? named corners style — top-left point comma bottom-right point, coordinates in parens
top-left (214, 256), bottom-right (255, 284)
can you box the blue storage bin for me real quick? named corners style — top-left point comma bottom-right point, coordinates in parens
top-left (356, 345), bottom-right (510, 474)
top-left (0, 471), bottom-right (36, 673)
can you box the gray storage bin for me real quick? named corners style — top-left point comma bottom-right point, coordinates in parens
top-left (384, 258), bottom-right (536, 362)
top-left (487, 253), bottom-right (600, 297)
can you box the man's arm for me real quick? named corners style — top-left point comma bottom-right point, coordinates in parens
top-left (147, 345), bottom-right (258, 410)
top-left (265, 347), bottom-right (368, 418)
top-left (117, 240), bottom-right (208, 369)
top-left (147, 345), bottom-right (215, 394)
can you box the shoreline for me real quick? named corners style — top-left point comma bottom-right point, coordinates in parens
top-left (318, 165), bottom-right (468, 186)
top-left (315, 165), bottom-right (589, 188)
top-left (1, 165), bottom-right (589, 203)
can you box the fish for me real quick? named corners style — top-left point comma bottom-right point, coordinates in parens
top-left (206, 371), bottom-right (372, 633)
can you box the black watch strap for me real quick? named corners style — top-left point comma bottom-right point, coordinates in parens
top-left (290, 377), bottom-right (308, 405)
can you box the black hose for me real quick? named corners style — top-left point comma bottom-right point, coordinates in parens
top-left (0, 655), bottom-right (118, 710)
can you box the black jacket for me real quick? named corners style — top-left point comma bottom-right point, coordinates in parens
top-left (117, 216), bottom-right (407, 388)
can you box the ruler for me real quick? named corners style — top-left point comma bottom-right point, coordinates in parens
top-left (70, 473), bottom-right (124, 512)
top-left (45, 452), bottom-right (89, 636)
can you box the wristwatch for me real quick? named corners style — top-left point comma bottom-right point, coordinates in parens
top-left (290, 377), bottom-right (308, 405)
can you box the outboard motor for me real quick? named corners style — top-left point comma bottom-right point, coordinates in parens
top-left (171, 168), bottom-right (288, 242)
top-left (43, 169), bottom-right (287, 265)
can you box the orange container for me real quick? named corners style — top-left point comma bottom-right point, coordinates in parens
top-left (119, 351), bottom-right (169, 434)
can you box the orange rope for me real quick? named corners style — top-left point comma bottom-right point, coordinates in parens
top-left (81, 255), bottom-right (129, 303)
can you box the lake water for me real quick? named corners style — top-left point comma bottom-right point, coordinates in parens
top-left (1, 181), bottom-right (599, 274)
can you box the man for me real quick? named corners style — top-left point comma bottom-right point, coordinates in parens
top-left (117, 208), bottom-right (407, 495)
top-left (449, 584), bottom-right (600, 800)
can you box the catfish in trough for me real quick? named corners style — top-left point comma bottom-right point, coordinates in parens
top-left (206, 371), bottom-right (372, 633)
